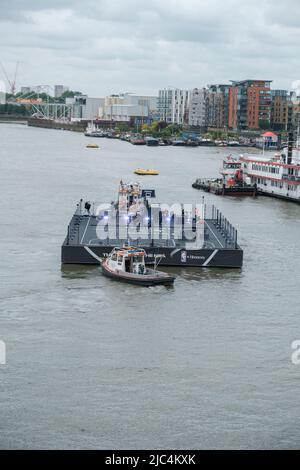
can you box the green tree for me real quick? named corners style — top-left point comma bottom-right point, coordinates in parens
top-left (151, 121), bottom-right (168, 134)
top-left (116, 122), bottom-right (130, 132)
top-left (203, 132), bottom-right (213, 139)
top-left (57, 90), bottom-right (82, 103)
top-left (0, 103), bottom-right (29, 115)
top-left (259, 120), bottom-right (271, 130)
top-left (141, 123), bottom-right (151, 134)
top-left (160, 127), bottom-right (172, 138)
top-left (167, 123), bottom-right (182, 134)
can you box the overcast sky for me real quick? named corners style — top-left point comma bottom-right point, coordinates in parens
top-left (1, 0), bottom-right (300, 97)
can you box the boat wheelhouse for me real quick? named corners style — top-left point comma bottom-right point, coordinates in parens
top-left (106, 247), bottom-right (147, 274)
top-left (221, 155), bottom-right (243, 178)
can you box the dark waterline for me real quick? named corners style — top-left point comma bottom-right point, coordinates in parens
top-left (0, 123), bottom-right (300, 449)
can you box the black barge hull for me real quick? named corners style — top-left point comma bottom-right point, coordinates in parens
top-left (192, 180), bottom-right (257, 196)
top-left (62, 241), bottom-right (243, 268)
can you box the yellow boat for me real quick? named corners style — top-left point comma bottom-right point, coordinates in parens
top-left (134, 169), bottom-right (159, 176)
top-left (86, 143), bottom-right (99, 148)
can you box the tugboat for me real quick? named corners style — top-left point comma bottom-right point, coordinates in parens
top-left (192, 155), bottom-right (257, 196)
top-left (101, 247), bottom-right (175, 286)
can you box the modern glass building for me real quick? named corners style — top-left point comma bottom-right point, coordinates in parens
top-left (158, 88), bottom-right (189, 124)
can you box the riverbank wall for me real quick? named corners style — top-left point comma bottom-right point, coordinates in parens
top-left (27, 118), bottom-right (86, 132)
top-left (0, 114), bottom-right (29, 123)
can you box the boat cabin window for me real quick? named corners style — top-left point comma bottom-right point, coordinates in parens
top-left (132, 255), bottom-right (144, 264)
top-left (225, 163), bottom-right (239, 169)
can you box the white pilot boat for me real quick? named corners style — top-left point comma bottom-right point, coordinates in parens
top-left (101, 247), bottom-right (175, 286)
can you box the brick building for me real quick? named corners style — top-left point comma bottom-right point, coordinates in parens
top-left (229, 80), bottom-right (272, 130)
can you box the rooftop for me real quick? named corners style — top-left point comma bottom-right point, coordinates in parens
top-left (262, 131), bottom-right (278, 137)
top-left (230, 80), bottom-right (273, 86)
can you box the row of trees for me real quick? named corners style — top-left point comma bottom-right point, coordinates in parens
top-left (135, 123), bottom-right (244, 140)
top-left (113, 121), bottom-right (183, 137)
top-left (117, 121), bottom-right (274, 139)
top-left (0, 103), bottom-right (29, 116)
top-left (140, 122), bottom-right (183, 137)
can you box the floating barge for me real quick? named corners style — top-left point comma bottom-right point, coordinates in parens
top-left (61, 183), bottom-right (243, 268)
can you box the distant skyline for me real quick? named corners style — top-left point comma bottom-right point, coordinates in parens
top-left (1, 0), bottom-right (300, 97)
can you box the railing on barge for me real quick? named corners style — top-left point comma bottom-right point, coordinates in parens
top-left (66, 201), bottom-right (239, 250)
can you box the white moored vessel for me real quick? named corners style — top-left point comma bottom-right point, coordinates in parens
top-left (85, 122), bottom-right (104, 137)
top-left (242, 138), bottom-right (300, 203)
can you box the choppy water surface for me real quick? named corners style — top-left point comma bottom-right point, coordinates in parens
top-left (0, 123), bottom-right (300, 449)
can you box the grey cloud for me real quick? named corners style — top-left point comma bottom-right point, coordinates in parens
top-left (0, 0), bottom-right (299, 95)
top-left (0, 0), bottom-right (83, 20)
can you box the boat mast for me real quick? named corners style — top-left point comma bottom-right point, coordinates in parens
top-left (287, 130), bottom-right (294, 165)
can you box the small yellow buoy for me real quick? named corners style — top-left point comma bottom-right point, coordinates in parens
top-left (86, 143), bottom-right (99, 149)
top-left (134, 169), bottom-right (159, 175)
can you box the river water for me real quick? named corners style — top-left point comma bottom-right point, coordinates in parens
top-left (1, 123), bottom-right (300, 449)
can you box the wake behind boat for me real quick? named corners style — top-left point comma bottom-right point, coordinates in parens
top-left (101, 247), bottom-right (175, 286)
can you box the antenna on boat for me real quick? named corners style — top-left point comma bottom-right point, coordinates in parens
top-left (154, 254), bottom-right (163, 271)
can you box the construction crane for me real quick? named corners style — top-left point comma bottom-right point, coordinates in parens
top-left (0, 61), bottom-right (19, 95)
